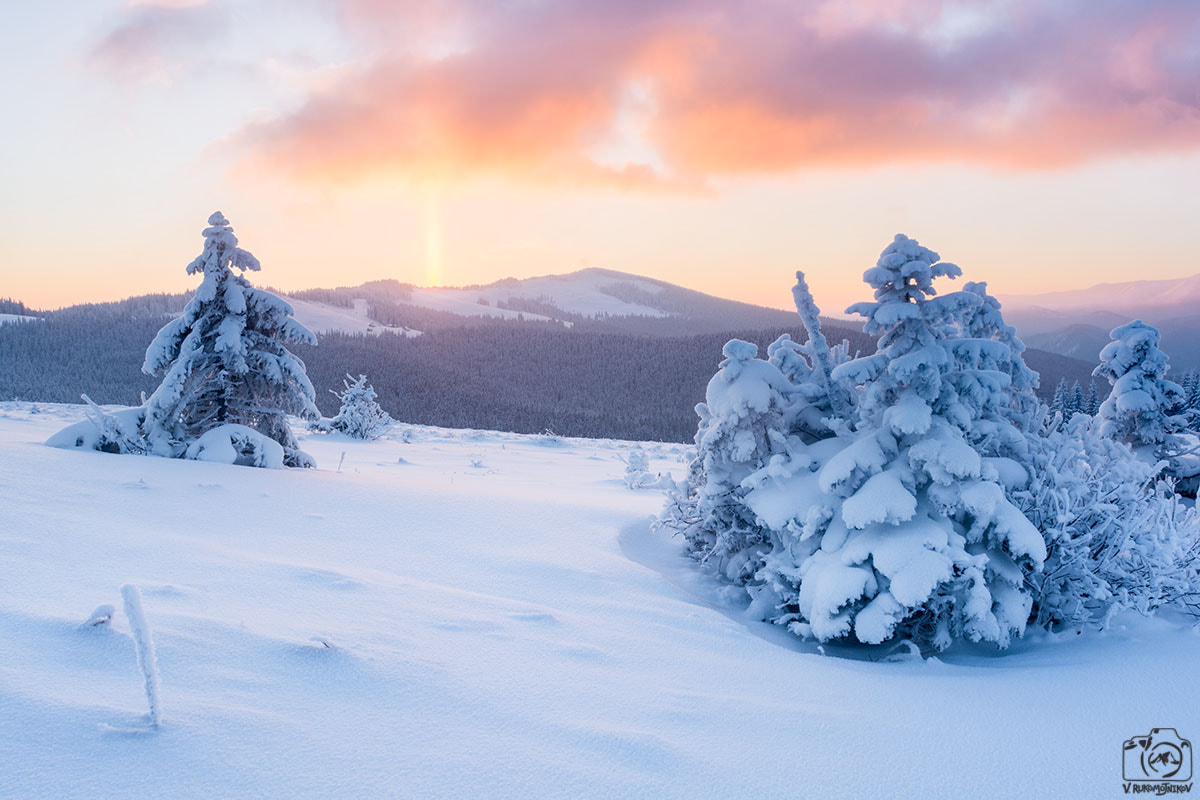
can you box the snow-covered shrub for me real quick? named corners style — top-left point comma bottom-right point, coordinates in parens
top-left (623, 448), bottom-right (661, 489)
top-left (184, 424), bottom-right (286, 469)
top-left (1018, 413), bottom-right (1200, 627)
top-left (45, 396), bottom-right (146, 455)
top-left (1094, 320), bottom-right (1200, 495)
top-left (141, 212), bottom-right (320, 467)
top-left (315, 374), bottom-right (392, 440)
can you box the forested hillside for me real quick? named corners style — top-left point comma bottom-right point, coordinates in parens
top-left (0, 289), bottom-right (1097, 442)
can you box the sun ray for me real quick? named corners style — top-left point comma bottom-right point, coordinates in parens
top-left (424, 184), bottom-right (442, 287)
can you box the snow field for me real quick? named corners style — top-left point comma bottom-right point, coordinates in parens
top-left (0, 403), bottom-right (1197, 799)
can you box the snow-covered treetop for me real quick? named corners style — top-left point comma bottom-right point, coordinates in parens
top-left (1094, 319), bottom-right (1186, 447)
top-left (186, 211), bottom-right (261, 276)
top-left (1095, 320), bottom-right (1170, 384)
top-left (846, 234), bottom-right (962, 332)
top-left (704, 340), bottom-right (791, 419)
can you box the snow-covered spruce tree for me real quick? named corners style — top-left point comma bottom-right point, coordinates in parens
top-left (1066, 381), bottom-right (1085, 418)
top-left (1084, 381), bottom-right (1101, 416)
top-left (1093, 320), bottom-right (1199, 493)
top-left (662, 340), bottom-right (793, 584)
top-left (318, 374), bottom-right (392, 440)
top-left (1050, 378), bottom-right (1069, 417)
top-left (948, 280), bottom-right (1041, 452)
top-left (141, 212), bottom-right (320, 467)
top-left (739, 235), bottom-right (1046, 650)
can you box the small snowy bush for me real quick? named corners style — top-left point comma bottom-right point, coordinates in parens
top-left (1018, 414), bottom-right (1200, 628)
top-left (46, 396), bottom-right (146, 455)
top-left (315, 374), bottom-right (392, 440)
top-left (624, 448), bottom-right (664, 489)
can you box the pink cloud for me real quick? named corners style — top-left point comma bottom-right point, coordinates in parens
top-left (232, 0), bottom-right (1200, 186)
top-left (88, 1), bottom-right (231, 83)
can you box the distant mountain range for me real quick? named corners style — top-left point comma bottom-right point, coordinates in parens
top-left (282, 267), bottom-right (809, 336)
top-left (999, 273), bottom-right (1200, 371)
top-left (0, 270), bottom-right (1099, 440)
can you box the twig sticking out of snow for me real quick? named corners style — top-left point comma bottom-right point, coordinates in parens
top-left (120, 584), bottom-right (162, 727)
top-left (80, 604), bottom-right (114, 628)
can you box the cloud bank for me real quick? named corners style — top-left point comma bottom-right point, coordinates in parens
top-left (110, 0), bottom-right (1200, 186)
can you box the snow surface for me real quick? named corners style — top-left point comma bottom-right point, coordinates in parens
top-left (0, 313), bottom-right (43, 326)
top-left (407, 269), bottom-right (671, 323)
top-left (1, 402), bottom-right (1198, 799)
top-left (286, 298), bottom-right (422, 337)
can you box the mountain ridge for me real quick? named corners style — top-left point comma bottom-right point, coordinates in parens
top-left (998, 271), bottom-right (1200, 370)
top-left (0, 268), bottom-right (1102, 440)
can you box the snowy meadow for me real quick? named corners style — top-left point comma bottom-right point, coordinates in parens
top-left (2, 402), bottom-right (1198, 799)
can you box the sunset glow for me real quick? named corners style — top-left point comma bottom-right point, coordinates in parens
top-left (5, 1), bottom-right (1200, 310)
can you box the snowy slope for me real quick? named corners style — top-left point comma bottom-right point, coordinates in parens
top-left (403, 287), bottom-right (557, 322)
top-left (0, 313), bottom-right (42, 326)
top-left (412, 269), bottom-right (670, 320)
top-left (1, 403), bottom-right (1198, 799)
top-left (285, 297), bottom-right (421, 337)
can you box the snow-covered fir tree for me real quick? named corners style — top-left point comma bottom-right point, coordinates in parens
top-left (801, 235), bottom-right (1045, 648)
top-left (317, 374), bottom-right (392, 440)
top-left (1092, 320), bottom-right (1199, 493)
top-left (1066, 381), bottom-right (1085, 418)
top-left (672, 235), bottom-right (1051, 651)
top-left (1050, 378), bottom-right (1069, 417)
top-left (141, 212), bottom-right (320, 467)
top-left (1184, 370), bottom-right (1200, 413)
top-left (1084, 381), bottom-right (1101, 416)
top-left (662, 339), bottom-right (792, 584)
top-left (1094, 320), bottom-right (1185, 446)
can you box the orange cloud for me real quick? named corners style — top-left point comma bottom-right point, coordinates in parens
top-left (230, 0), bottom-right (1200, 187)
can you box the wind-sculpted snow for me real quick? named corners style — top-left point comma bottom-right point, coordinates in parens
top-left (2, 402), bottom-right (1198, 798)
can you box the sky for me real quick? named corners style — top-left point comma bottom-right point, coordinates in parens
top-left (4, 0), bottom-right (1200, 313)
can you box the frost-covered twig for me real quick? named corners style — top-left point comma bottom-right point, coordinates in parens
top-left (120, 584), bottom-right (162, 727)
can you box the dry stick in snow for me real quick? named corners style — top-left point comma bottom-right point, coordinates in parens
top-left (120, 584), bottom-right (162, 727)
